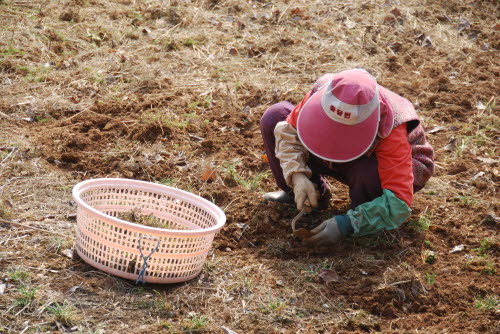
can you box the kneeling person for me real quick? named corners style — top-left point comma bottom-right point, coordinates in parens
top-left (260, 69), bottom-right (435, 245)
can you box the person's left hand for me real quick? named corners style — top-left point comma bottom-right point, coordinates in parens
top-left (305, 217), bottom-right (343, 245)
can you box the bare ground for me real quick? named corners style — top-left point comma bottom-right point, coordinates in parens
top-left (0, 0), bottom-right (499, 333)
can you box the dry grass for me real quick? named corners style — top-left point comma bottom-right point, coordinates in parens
top-left (0, 0), bottom-right (499, 332)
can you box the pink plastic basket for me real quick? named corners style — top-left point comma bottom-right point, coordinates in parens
top-left (72, 178), bottom-right (226, 284)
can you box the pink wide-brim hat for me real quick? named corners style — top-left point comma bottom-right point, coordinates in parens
top-left (297, 69), bottom-right (385, 162)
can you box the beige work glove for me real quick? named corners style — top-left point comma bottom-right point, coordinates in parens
top-left (291, 172), bottom-right (318, 212)
top-left (305, 217), bottom-right (343, 245)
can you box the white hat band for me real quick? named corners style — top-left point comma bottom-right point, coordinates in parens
top-left (321, 83), bottom-right (380, 126)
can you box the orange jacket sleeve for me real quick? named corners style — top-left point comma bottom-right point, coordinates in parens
top-left (374, 123), bottom-right (414, 207)
top-left (286, 91), bottom-right (312, 128)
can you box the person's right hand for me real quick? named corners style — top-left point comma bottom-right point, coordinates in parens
top-left (291, 173), bottom-right (318, 211)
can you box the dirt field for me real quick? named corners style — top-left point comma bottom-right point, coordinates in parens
top-left (0, 0), bottom-right (498, 333)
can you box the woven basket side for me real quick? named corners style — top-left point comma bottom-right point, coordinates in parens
top-left (74, 179), bottom-right (223, 283)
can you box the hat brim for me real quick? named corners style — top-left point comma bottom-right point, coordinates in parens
top-left (296, 83), bottom-right (380, 163)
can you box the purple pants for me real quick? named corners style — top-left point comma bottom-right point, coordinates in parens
top-left (260, 101), bottom-right (383, 209)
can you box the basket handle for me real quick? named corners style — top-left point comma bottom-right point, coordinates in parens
top-left (135, 236), bottom-right (161, 285)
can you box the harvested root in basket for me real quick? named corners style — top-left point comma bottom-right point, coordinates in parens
top-left (118, 207), bottom-right (170, 229)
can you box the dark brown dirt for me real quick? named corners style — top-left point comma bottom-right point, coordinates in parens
top-left (1, 0), bottom-right (498, 333)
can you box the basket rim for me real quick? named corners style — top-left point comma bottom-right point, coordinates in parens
top-left (72, 178), bottom-right (226, 236)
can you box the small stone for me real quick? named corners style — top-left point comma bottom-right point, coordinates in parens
top-left (221, 327), bottom-right (239, 334)
top-left (471, 171), bottom-right (485, 181)
top-left (66, 286), bottom-right (80, 294)
top-left (61, 249), bottom-right (73, 259)
top-left (449, 245), bottom-right (465, 254)
top-left (475, 101), bottom-right (486, 110)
